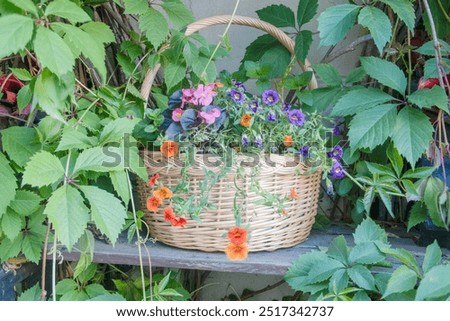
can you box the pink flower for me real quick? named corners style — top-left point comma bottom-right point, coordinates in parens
top-left (193, 84), bottom-right (217, 106)
top-left (181, 88), bottom-right (197, 107)
top-left (198, 108), bottom-right (221, 125)
top-left (172, 108), bottom-right (183, 122)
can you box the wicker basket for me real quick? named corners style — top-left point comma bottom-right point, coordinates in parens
top-left (137, 15), bottom-right (321, 252)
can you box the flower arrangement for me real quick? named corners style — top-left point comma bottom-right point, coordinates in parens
top-left (144, 78), bottom-right (341, 260)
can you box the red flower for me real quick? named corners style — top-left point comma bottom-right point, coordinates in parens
top-left (290, 188), bottom-right (299, 200)
top-left (160, 140), bottom-right (179, 158)
top-left (171, 216), bottom-right (187, 228)
top-left (164, 207), bottom-right (187, 228)
top-left (148, 173), bottom-right (160, 187)
top-left (418, 74), bottom-right (450, 89)
top-left (146, 196), bottom-right (162, 212)
top-left (227, 227), bottom-right (247, 245)
top-left (0, 74), bottom-right (24, 105)
top-left (164, 207), bottom-right (176, 221)
top-left (225, 243), bottom-right (248, 261)
top-left (153, 187), bottom-right (173, 200)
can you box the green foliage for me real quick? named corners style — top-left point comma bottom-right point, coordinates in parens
top-left (0, 153), bottom-right (17, 217)
top-left (139, 8), bottom-right (169, 50)
top-left (0, 14), bottom-right (33, 58)
top-left (317, 4), bottom-right (360, 47)
top-left (378, 0), bottom-right (415, 31)
top-left (297, 0), bottom-right (318, 27)
top-left (256, 4), bottom-right (295, 28)
top-left (357, 6), bottom-right (391, 54)
top-left (22, 151), bottom-right (65, 188)
top-left (408, 86), bottom-right (449, 112)
top-left (360, 57), bottom-right (407, 95)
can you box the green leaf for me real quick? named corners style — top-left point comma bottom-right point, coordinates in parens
top-left (387, 144), bottom-right (403, 177)
top-left (7, 0), bottom-right (38, 16)
top-left (123, 0), bottom-right (148, 14)
top-left (260, 46), bottom-right (291, 79)
top-left (345, 66), bottom-right (366, 84)
top-left (9, 190), bottom-right (42, 215)
top-left (84, 284), bottom-right (109, 299)
top-left (256, 4), bottom-right (295, 28)
top-left (285, 251), bottom-right (329, 291)
top-left (403, 167), bottom-right (436, 179)
top-left (79, 186), bottom-right (126, 246)
top-left (110, 171), bottom-right (131, 206)
top-left (365, 162), bottom-right (396, 178)
top-left (0, 152), bottom-right (17, 217)
top-left (331, 87), bottom-right (394, 116)
top-left (358, 6), bottom-right (391, 54)
top-left (60, 289), bottom-right (89, 301)
top-left (22, 151), bottom-right (65, 188)
top-left (1, 127), bottom-right (41, 167)
top-left (0, 236), bottom-right (22, 262)
top-left (22, 233), bottom-right (44, 263)
top-left (161, 0), bottom-right (195, 29)
top-left (80, 22), bottom-right (115, 44)
top-left (294, 30), bottom-right (313, 64)
top-left (99, 117), bottom-right (139, 145)
top-left (128, 146), bottom-right (148, 181)
top-left (72, 146), bottom-right (122, 175)
top-left (422, 240), bottom-right (442, 274)
top-left (44, 185), bottom-right (89, 251)
top-left (297, 0), bottom-right (319, 27)
top-left (360, 57), bottom-right (407, 95)
top-left (53, 23), bottom-right (107, 82)
top-left (0, 14), bottom-right (34, 59)
top-left (34, 27), bottom-right (75, 76)
top-left (313, 64), bottom-right (342, 87)
top-left (56, 279), bottom-right (78, 293)
top-left (1, 208), bottom-right (22, 240)
top-left (16, 85), bottom-right (32, 113)
top-left (424, 58), bottom-right (450, 79)
top-left (378, 0), bottom-right (415, 31)
top-left (56, 127), bottom-right (97, 151)
top-left (392, 107), bottom-right (434, 167)
top-left (10, 68), bottom-right (32, 81)
top-left (347, 265), bottom-right (375, 290)
top-left (349, 242), bottom-right (385, 265)
top-left (423, 177), bottom-right (447, 228)
top-left (242, 34), bottom-right (280, 63)
top-left (348, 104), bottom-right (397, 150)
top-left (383, 266), bottom-right (418, 298)
top-left (192, 56), bottom-right (217, 83)
top-left (329, 269), bottom-right (349, 294)
top-left (408, 86), bottom-right (449, 113)
top-left (363, 186), bottom-right (375, 214)
top-left (317, 4), bottom-right (360, 47)
top-left (416, 265), bottom-right (450, 300)
top-left (415, 39), bottom-right (450, 56)
top-left (164, 62), bottom-right (186, 91)
top-left (308, 87), bottom-right (344, 112)
top-left (45, 0), bottom-right (91, 24)
top-left (353, 218), bottom-right (388, 245)
top-left (306, 258), bottom-right (345, 284)
top-left (140, 7), bottom-right (169, 49)
top-left (327, 235), bottom-right (349, 264)
top-left (381, 247), bottom-right (421, 276)
top-left (18, 284), bottom-right (41, 301)
top-left (89, 293), bottom-right (126, 301)
top-left (377, 189), bottom-right (395, 218)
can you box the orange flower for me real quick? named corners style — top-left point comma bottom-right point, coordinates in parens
top-left (227, 227), bottom-right (247, 245)
top-left (164, 207), bottom-right (176, 222)
top-left (148, 173), bottom-right (160, 187)
top-left (171, 216), bottom-right (187, 228)
top-left (225, 243), bottom-right (249, 261)
top-left (214, 82), bottom-right (224, 89)
top-left (283, 135), bottom-right (293, 147)
top-left (290, 188), bottom-right (299, 200)
top-left (146, 196), bottom-right (162, 212)
top-left (240, 114), bottom-right (252, 127)
top-left (153, 187), bottom-right (173, 199)
top-left (160, 140), bottom-right (179, 158)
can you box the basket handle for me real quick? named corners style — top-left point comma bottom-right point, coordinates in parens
top-left (140, 15), bottom-right (318, 103)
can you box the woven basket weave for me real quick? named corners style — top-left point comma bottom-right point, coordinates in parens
top-left (137, 15), bottom-right (321, 252)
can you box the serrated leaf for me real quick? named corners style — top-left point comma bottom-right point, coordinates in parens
top-left (329, 269), bottom-right (349, 294)
top-left (0, 235), bottom-right (22, 262)
top-left (84, 284), bottom-right (109, 299)
top-left (360, 57), bottom-right (407, 95)
top-left (110, 171), bottom-right (131, 206)
top-left (363, 186), bottom-right (375, 214)
top-left (7, 0), bottom-right (38, 16)
top-left (256, 4), bottom-right (295, 28)
top-left (423, 58), bottom-right (450, 79)
top-left (377, 188), bottom-right (394, 218)
top-left (22, 151), bottom-right (65, 188)
top-left (80, 22), bottom-right (115, 44)
top-left (44, 185), bottom-right (89, 251)
top-left (1, 208), bottom-right (22, 240)
top-left (403, 167), bottom-right (436, 179)
top-left (161, 0), bottom-right (195, 29)
top-left (327, 235), bottom-right (349, 264)
top-left (331, 87), bottom-right (394, 116)
top-left (383, 266), bottom-right (417, 298)
top-left (72, 146), bottom-right (123, 176)
top-left (318, 4), bottom-right (360, 47)
top-left (415, 39), bottom-right (450, 56)
top-left (416, 265), bottom-right (450, 300)
top-left (422, 240), bottom-right (442, 274)
top-left (56, 279), bottom-right (78, 293)
top-left (423, 177), bottom-right (447, 228)
top-left (89, 293), bottom-right (126, 301)
top-left (358, 6), bottom-right (391, 54)
top-left (392, 107), bottom-right (434, 167)
top-left (309, 87), bottom-right (345, 112)
top-left (34, 27), bottom-right (75, 76)
top-left (347, 265), bottom-right (375, 291)
top-left (348, 104), bottom-right (397, 150)
top-left (381, 247), bottom-right (421, 276)
top-left (349, 242), bottom-right (385, 265)
top-left (139, 7), bottom-right (169, 49)
top-left (9, 190), bottom-right (42, 215)
top-left (0, 14), bottom-right (34, 59)
top-left (306, 258), bottom-right (345, 284)
top-left (387, 143), bottom-right (404, 177)
top-left (313, 63), bottom-right (342, 86)
top-left (123, 0), bottom-right (148, 14)
top-left (56, 127), bottom-right (98, 151)
top-left (285, 251), bottom-right (329, 291)
top-left (22, 233), bottom-right (43, 263)
top-left (79, 186), bottom-right (127, 246)
top-left (1, 127), bottom-right (41, 167)
top-left (17, 85), bottom-right (32, 113)
top-left (45, 0), bottom-right (91, 24)
top-left (0, 152), bottom-right (17, 217)
top-left (297, 0), bottom-right (319, 27)
top-left (345, 66), bottom-right (366, 84)
top-left (18, 284), bottom-right (41, 301)
top-left (353, 218), bottom-right (388, 245)
top-left (164, 62), bottom-right (186, 91)
top-left (408, 86), bottom-right (449, 112)
top-left (378, 0), bottom-right (415, 32)
top-left (10, 68), bottom-right (32, 81)
top-left (99, 117), bottom-right (139, 145)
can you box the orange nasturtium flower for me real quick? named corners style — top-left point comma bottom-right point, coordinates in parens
top-left (153, 187), bottom-right (173, 199)
top-left (290, 188), bottom-right (299, 200)
top-left (148, 173), bottom-right (160, 187)
top-left (171, 216), bottom-right (187, 228)
top-left (225, 242), bottom-right (249, 261)
top-left (283, 135), bottom-right (294, 147)
top-left (164, 207), bottom-right (176, 222)
top-left (227, 227), bottom-right (248, 245)
top-left (160, 140), bottom-right (179, 157)
top-left (240, 114), bottom-right (252, 127)
top-left (146, 196), bottom-right (162, 212)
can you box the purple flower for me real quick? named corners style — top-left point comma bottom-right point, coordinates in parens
top-left (267, 111), bottom-right (277, 123)
top-left (198, 107), bottom-right (221, 125)
top-left (193, 84), bottom-right (217, 106)
top-left (288, 109), bottom-right (305, 126)
top-left (262, 89), bottom-right (280, 105)
top-left (229, 90), bottom-right (245, 103)
top-left (282, 102), bottom-right (291, 112)
top-left (232, 79), bottom-right (246, 91)
top-left (242, 134), bottom-right (249, 146)
top-left (248, 100), bottom-right (259, 113)
top-left (254, 136), bottom-right (263, 149)
top-left (332, 126), bottom-right (340, 136)
top-left (299, 145), bottom-right (309, 157)
top-left (172, 108), bottom-right (183, 122)
top-left (331, 160), bottom-right (345, 179)
top-left (328, 145), bottom-right (343, 160)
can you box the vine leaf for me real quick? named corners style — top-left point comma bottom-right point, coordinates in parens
top-left (0, 14), bottom-right (34, 59)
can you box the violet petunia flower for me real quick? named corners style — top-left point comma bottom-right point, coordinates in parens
top-left (254, 136), bottom-right (263, 149)
top-left (172, 108), bottom-right (184, 122)
top-left (242, 134), bottom-right (249, 146)
top-left (229, 90), bottom-right (245, 103)
top-left (330, 160), bottom-right (345, 179)
top-left (262, 89), bottom-right (280, 105)
top-left (248, 100), bottom-right (259, 113)
top-left (332, 126), bottom-right (340, 136)
top-left (282, 102), bottom-right (291, 113)
top-left (288, 109), bottom-right (305, 126)
top-left (299, 145), bottom-right (309, 157)
top-left (232, 79), bottom-right (246, 91)
top-left (327, 145), bottom-right (343, 160)
top-left (267, 111), bottom-right (277, 123)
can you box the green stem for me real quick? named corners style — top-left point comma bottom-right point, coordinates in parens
top-left (407, 30), bottom-right (412, 96)
top-left (52, 234), bottom-right (57, 301)
top-left (76, 99), bottom-right (100, 128)
top-left (122, 52), bottom-right (150, 100)
top-left (344, 171), bottom-right (365, 190)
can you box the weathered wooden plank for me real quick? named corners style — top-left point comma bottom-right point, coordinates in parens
top-left (51, 226), bottom-right (449, 276)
